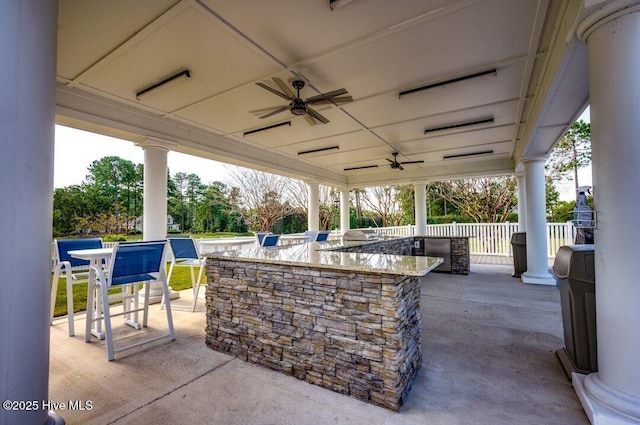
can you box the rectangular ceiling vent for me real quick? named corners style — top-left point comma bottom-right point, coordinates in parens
top-left (399, 68), bottom-right (497, 98)
top-left (424, 117), bottom-right (494, 135)
top-left (243, 121), bottom-right (291, 136)
top-left (443, 150), bottom-right (494, 160)
top-left (298, 146), bottom-right (340, 156)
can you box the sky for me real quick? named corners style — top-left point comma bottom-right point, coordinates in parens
top-left (54, 125), bottom-right (233, 188)
top-left (54, 107), bottom-right (592, 199)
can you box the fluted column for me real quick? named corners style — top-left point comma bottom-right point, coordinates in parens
top-left (574, 2), bottom-right (640, 423)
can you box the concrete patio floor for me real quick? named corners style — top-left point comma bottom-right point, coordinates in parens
top-left (49, 263), bottom-right (588, 425)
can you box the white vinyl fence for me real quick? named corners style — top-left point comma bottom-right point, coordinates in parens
top-left (52, 222), bottom-right (576, 268)
top-left (359, 222), bottom-right (577, 257)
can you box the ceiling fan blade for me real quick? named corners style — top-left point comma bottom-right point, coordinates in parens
top-left (306, 107), bottom-right (330, 124)
top-left (256, 82), bottom-right (293, 101)
top-left (306, 88), bottom-right (348, 103)
top-left (399, 160), bottom-right (425, 165)
top-left (310, 96), bottom-right (353, 106)
top-left (385, 158), bottom-right (394, 164)
top-left (249, 105), bottom-right (288, 115)
top-left (273, 77), bottom-right (296, 98)
top-left (398, 164), bottom-right (404, 170)
top-left (303, 114), bottom-right (317, 126)
top-left (258, 106), bottom-right (289, 119)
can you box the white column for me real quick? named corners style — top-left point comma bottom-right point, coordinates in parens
top-left (307, 182), bottom-right (320, 231)
top-left (0, 2), bottom-right (61, 424)
top-left (574, 3), bottom-right (640, 423)
top-left (516, 172), bottom-right (527, 231)
top-left (521, 158), bottom-right (554, 285)
top-left (340, 189), bottom-right (350, 234)
top-left (414, 183), bottom-right (427, 236)
top-left (137, 140), bottom-right (179, 303)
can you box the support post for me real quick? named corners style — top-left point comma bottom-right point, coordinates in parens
top-left (516, 172), bottom-right (527, 232)
top-left (573, 2), bottom-right (640, 422)
top-left (137, 139), bottom-right (179, 303)
top-left (0, 1), bottom-right (63, 424)
top-left (340, 189), bottom-right (350, 235)
top-left (414, 183), bottom-right (427, 236)
top-left (521, 157), bottom-right (555, 285)
top-left (308, 182), bottom-right (320, 231)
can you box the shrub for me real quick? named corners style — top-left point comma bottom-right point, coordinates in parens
top-left (102, 234), bottom-right (127, 242)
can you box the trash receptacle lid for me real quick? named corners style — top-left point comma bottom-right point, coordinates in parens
top-left (553, 245), bottom-right (595, 281)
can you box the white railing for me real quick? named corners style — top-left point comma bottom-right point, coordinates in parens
top-left (355, 222), bottom-right (577, 257)
top-left (52, 222), bottom-right (577, 267)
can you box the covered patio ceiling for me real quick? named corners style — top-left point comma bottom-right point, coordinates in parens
top-left (55, 0), bottom-right (589, 188)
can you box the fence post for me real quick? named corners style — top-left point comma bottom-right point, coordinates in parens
top-left (452, 221), bottom-right (458, 236)
top-left (566, 221), bottom-right (574, 245)
top-left (504, 221), bottom-right (509, 256)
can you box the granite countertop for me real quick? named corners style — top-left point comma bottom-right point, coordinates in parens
top-left (205, 239), bottom-right (443, 276)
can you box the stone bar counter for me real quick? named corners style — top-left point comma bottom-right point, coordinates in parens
top-left (204, 238), bottom-right (442, 411)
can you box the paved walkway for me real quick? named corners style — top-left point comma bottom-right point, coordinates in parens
top-left (48, 263), bottom-right (586, 425)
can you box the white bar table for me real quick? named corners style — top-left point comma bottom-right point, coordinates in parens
top-left (68, 247), bottom-right (112, 342)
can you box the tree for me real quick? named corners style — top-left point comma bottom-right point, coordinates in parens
top-left (361, 186), bottom-right (406, 227)
top-left (396, 184), bottom-right (415, 225)
top-left (228, 168), bottom-right (295, 232)
top-left (435, 176), bottom-right (517, 223)
top-left (547, 120), bottom-right (591, 199)
top-left (53, 185), bottom-right (95, 235)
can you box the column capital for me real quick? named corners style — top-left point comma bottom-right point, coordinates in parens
top-left (577, 0), bottom-right (640, 43)
top-left (520, 155), bottom-right (547, 165)
top-left (135, 136), bottom-right (177, 151)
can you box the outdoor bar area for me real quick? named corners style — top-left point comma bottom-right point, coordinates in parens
top-left (204, 238), bottom-right (442, 411)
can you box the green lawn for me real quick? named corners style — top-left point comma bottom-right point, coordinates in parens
top-left (50, 264), bottom-right (205, 317)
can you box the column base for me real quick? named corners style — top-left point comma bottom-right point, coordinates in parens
top-left (573, 373), bottom-right (640, 424)
top-left (521, 270), bottom-right (556, 285)
top-left (139, 280), bottom-right (180, 304)
top-left (47, 410), bottom-right (66, 424)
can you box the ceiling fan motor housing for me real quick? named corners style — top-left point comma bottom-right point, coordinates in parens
top-left (290, 98), bottom-right (308, 115)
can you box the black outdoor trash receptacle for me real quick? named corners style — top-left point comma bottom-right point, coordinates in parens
top-left (552, 244), bottom-right (597, 379)
top-left (511, 232), bottom-right (527, 278)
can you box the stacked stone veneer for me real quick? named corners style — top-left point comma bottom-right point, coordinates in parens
top-left (335, 237), bottom-right (469, 275)
top-left (205, 259), bottom-right (422, 411)
top-left (335, 237), bottom-right (414, 256)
